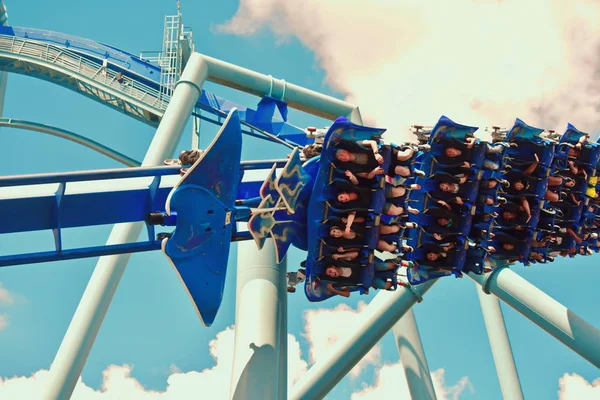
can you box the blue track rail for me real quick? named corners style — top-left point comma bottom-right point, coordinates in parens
top-left (0, 26), bottom-right (309, 145)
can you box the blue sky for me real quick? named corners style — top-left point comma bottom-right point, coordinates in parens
top-left (1, 0), bottom-right (600, 399)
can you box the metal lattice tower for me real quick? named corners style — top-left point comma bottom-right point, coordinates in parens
top-left (159, 13), bottom-right (182, 100)
top-left (141, 4), bottom-right (194, 104)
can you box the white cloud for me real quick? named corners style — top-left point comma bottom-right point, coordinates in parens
top-left (558, 373), bottom-right (600, 400)
top-left (0, 302), bottom-right (471, 399)
top-left (288, 331), bottom-right (310, 383)
top-left (302, 303), bottom-right (472, 398)
top-left (351, 363), bottom-right (472, 400)
top-left (0, 369), bottom-right (49, 400)
top-left (0, 282), bottom-right (14, 305)
top-left (0, 367), bottom-right (166, 400)
top-left (303, 302), bottom-right (381, 378)
top-left (431, 369), bottom-right (473, 400)
top-left (0, 326), bottom-right (308, 399)
top-left (0, 282), bottom-right (15, 331)
top-left (217, 0), bottom-right (600, 140)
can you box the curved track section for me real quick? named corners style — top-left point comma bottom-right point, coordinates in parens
top-left (0, 33), bottom-right (165, 126)
top-left (0, 27), bottom-right (308, 145)
top-left (0, 26), bottom-right (162, 84)
top-left (0, 3), bottom-right (10, 120)
top-left (0, 117), bottom-right (140, 166)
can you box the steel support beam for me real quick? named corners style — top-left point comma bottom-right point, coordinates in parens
top-left (475, 283), bottom-right (524, 400)
top-left (0, 159), bottom-right (288, 187)
top-left (230, 239), bottom-right (286, 400)
top-left (43, 52), bottom-right (205, 400)
top-left (393, 309), bottom-right (437, 400)
top-left (278, 255), bottom-right (288, 399)
top-left (196, 54), bottom-right (363, 124)
top-left (290, 280), bottom-right (437, 400)
top-left (469, 268), bottom-right (600, 368)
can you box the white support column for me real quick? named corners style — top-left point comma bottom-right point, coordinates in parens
top-left (475, 283), bottom-right (524, 400)
top-left (43, 53), bottom-right (207, 400)
top-left (0, 1), bottom-right (9, 125)
top-left (0, 68), bottom-right (8, 122)
top-left (469, 268), bottom-right (600, 368)
top-left (195, 54), bottom-right (363, 123)
top-left (392, 309), bottom-right (437, 400)
top-left (290, 280), bottom-right (437, 400)
top-left (278, 257), bottom-right (288, 399)
top-left (230, 239), bottom-right (285, 400)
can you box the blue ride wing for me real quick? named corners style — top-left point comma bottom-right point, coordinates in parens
top-left (249, 152), bottom-right (312, 259)
top-left (248, 194), bottom-right (278, 250)
top-left (276, 148), bottom-right (312, 214)
top-left (260, 163), bottom-right (281, 201)
top-left (269, 200), bottom-right (309, 262)
top-left (270, 219), bottom-right (302, 263)
top-left (162, 109), bottom-right (242, 327)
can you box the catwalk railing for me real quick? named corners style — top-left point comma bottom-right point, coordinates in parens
top-left (0, 34), bottom-right (168, 119)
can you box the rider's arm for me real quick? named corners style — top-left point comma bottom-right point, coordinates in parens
top-left (523, 154), bottom-right (538, 175)
top-left (345, 212), bottom-right (356, 231)
top-left (345, 170), bottom-right (360, 185)
top-left (361, 140), bottom-right (379, 155)
top-left (326, 284), bottom-right (350, 298)
top-left (520, 197), bottom-right (531, 222)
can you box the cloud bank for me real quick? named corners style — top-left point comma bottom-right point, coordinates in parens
top-left (351, 363), bottom-right (472, 400)
top-left (0, 327), bottom-right (308, 399)
top-left (558, 373), bottom-right (600, 400)
top-left (0, 302), bottom-right (472, 399)
top-left (217, 0), bottom-right (600, 141)
top-left (0, 282), bottom-right (13, 305)
top-left (0, 282), bottom-right (15, 331)
top-left (303, 302), bottom-right (381, 378)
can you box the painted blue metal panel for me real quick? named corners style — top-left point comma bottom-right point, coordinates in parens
top-left (275, 148), bottom-right (312, 214)
top-left (246, 150), bottom-right (311, 261)
top-left (561, 123), bottom-right (588, 144)
top-left (506, 118), bottom-right (545, 142)
top-left (0, 188), bottom-right (172, 234)
top-left (0, 184), bottom-right (266, 236)
top-left (162, 109), bottom-right (242, 327)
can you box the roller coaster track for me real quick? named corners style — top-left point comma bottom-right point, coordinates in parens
top-left (0, 34), bottom-right (167, 126)
top-left (0, 117), bottom-right (140, 166)
top-left (0, 33), bottom-right (304, 148)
